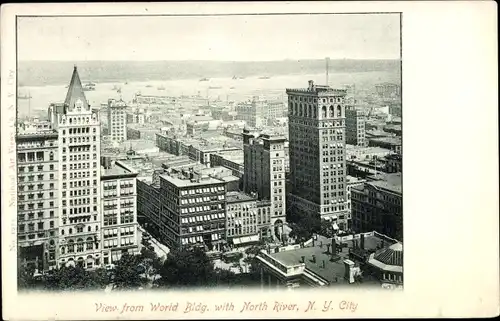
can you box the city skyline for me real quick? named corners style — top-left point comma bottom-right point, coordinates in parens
top-left (17, 14), bottom-right (401, 62)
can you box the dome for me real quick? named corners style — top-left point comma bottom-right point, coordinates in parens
top-left (373, 242), bottom-right (403, 267)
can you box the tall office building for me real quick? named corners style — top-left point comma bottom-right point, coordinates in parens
top-left (242, 129), bottom-right (287, 238)
top-left (345, 108), bottom-right (367, 147)
top-left (107, 99), bottom-right (127, 142)
top-left (100, 159), bottom-right (140, 264)
top-left (286, 80), bottom-right (349, 226)
top-left (48, 66), bottom-right (103, 269)
top-left (158, 169), bottom-right (227, 251)
top-left (16, 121), bottom-right (60, 272)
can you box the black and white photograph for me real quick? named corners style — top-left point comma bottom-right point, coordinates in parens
top-left (14, 12), bottom-right (403, 292)
top-left (2, 2), bottom-right (498, 320)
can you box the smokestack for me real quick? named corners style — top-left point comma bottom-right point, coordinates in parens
top-left (308, 80), bottom-right (314, 91)
top-left (325, 57), bottom-right (330, 86)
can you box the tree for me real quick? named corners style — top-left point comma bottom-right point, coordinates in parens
top-left (139, 247), bottom-right (162, 282)
top-left (17, 264), bottom-right (36, 290)
top-left (112, 253), bottom-right (148, 290)
top-left (157, 247), bottom-right (216, 288)
top-left (288, 210), bottom-right (321, 243)
top-left (44, 265), bottom-right (108, 291)
top-left (320, 220), bottom-right (335, 238)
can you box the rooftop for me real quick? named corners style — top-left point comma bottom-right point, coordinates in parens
top-left (160, 172), bottom-right (224, 188)
top-left (226, 191), bottom-right (257, 203)
top-left (120, 158), bottom-right (162, 178)
top-left (369, 137), bottom-right (402, 145)
top-left (346, 175), bottom-right (365, 184)
top-left (368, 173), bottom-right (402, 194)
top-left (101, 165), bottom-right (131, 177)
top-left (286, 81), bottom-right (348, 96)
top-left (268, 233), bottom-right (389, 285)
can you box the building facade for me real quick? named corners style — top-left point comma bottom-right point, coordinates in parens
top-left (209, 150), bottom-right (244, 178)
top-left (243, 129), bottom-right (287, 239)
top-left (16, 124), bottom-right (60, 272)
top-left (286, 80), bottom-right (349, 227)
top-left (100, 159), bottom-right (140, 264)
top-left (345, 108), bottom-right (367, 147)
top-left (107, 99), bottom-right (127, 142)
top-left (351, 173), bottom-right (402, 241)
top-left (143, 169), bottom-right (228, 251)
top-left (236, 97), bottom-right (265, 128)
top-left (375, 83), bottom-right (401, 99)
top-left (47, 66), bottom-right (103, 269)
top-left (226, 192), bottom-right (272, 247)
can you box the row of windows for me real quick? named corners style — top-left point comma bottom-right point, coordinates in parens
top-left (18, 220), bottom-right (55, 232)
top-left (180, 213), bottom-right (225, 224)
top-left (18, 164), bottom-right (55, 173)
top-left (179, 186), bottom-right (225, 196)
top-left (321, 205), bottom-right (346, 213)
top-left (62, 168), bottom-right (97, 180)
top-left (18, 151), bottom-right (52, 162)
top-left (18, 192), bottom-right (54, 200)
top-left (290, 104), bottom-right (343, 119)
top-left (18, 201), bottom-right (55, 211)
top-left (289, 95), bottom-right (343, 103)
top-left (62, 206), bottom-right (98, 216)
top-left (65, 153), bottom-right (94, 162)
top-left (18, 173), bottom-right (55, 181)
top-left (18, 210), bottom-right (55, 221)
top-left (63, 127), bottom-right (94, 135)
top-left (62, 136), bottom-right (95, 144)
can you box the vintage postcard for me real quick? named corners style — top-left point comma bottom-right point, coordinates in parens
top-left (1, 2), bottom-right (498, 320)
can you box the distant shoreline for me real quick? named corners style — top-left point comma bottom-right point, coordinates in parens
top-left (18, 59), bottom-right (401, 87)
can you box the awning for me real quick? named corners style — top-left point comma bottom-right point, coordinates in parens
top-left (333, 223), bottom-right (339, 230)
top-left (232, 234), bottom-right (259, 245)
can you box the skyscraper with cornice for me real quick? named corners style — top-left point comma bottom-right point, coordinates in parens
top-left (48, 66), bottom-right (103, 268)
top-left (286, 80), bottom-right (350, 230)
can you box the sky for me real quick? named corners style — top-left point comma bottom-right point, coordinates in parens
top-left (17, 14), bottom-right (400, 61)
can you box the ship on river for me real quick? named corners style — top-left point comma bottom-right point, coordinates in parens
top-left (83, 83), bottom-right (96, 91)
top-left (17, 92), bottom-right (32, 99)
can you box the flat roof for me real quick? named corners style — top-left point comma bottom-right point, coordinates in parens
top-left (369, 137), bottom-right (402, 145)
top-left (269, 234), bottom-right (387, 285)
top-left (370, 173), bottom-right (402, 193)
top-left (226, 191), bottom-right (256, 203)
top-left (160, 173), bottom-right (224, 188)
top-left (101, 165), bottom-right (135, 178)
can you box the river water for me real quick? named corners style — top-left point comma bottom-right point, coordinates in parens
top-left (17, 71), bottom-right (399, 118)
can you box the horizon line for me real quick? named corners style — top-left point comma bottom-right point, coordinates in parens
top-left (18, 58), bottom-right (402, 63)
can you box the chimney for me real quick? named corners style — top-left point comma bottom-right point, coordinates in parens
top-left (308, 80), bottom-right (314, 91)
top-left (343, 259), bottom-right (355, 284)
top-left (360, 234), bottom-right (365, 250)
top-left (311, 255), bottom-right (316, 263)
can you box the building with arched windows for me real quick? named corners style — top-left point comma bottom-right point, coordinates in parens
top-left (47, 66), bottom-right (103, 269)
top-left (286, 81), bottom-right (349, 230)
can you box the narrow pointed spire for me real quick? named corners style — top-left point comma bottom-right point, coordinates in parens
top-left (64, 65), bottom-right (89, 111)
